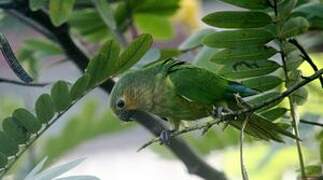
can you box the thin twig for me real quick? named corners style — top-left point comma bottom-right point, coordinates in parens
top-left (288, 38), bottom-right (323, 88)
top-left (240, 117), bottom-right (249, 180)
top-left (138, 69), bottom-right (323, 149)
top-left (300, 119), bottom-right (323, 127)
top-left (0, 78), bottom-right (49, 87)
top-left (279, 40), bottom-right (306, 178)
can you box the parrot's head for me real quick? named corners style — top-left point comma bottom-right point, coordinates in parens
top-left (109, 71), bottom-right (153, 122)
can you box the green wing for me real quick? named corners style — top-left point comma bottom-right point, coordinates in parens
top-left (167, 63), bottom-right (229, 105)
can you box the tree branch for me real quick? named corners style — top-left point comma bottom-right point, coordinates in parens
top-left (0, 77), bottom-right (49, 87)
top-left (288, 38), bottom-right (323, 88)
top-left (0, 2), bottom-right (227, 179)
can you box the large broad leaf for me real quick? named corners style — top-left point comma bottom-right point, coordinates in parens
top-left (29, 0), bottom-right (48, 11)
top-left (203, 29), bottom-right (274, 48)
top-left (211, 46), bottom-right (277, 64)
top-left (87, 40), bottom-right (120, 86)
top-left (116, 34), bottom-right (153, 74)
top-left (2, 117), bottom-right (30, 144)
top-left (51, 81), bottom-right (72, 112)
top-left (261, 107), bottom-right (288, 121)
top-left (218, 60), bottom-right (281, 79)
top-left (179, 29), bottom-right (214, 51)
top-left (203, 11), bottom-right (272, 28)
top-left (218, 0), bottom-right (270, 9)
top-left (293, 3), bottom-right (323, 19)
top-left (134, 14), bottom-right (173, 40)
top-left (0, 131), bottom-right (18, 156)
top-left (49, 0), bottom-right (76, 26)
top-left (279, 17), bottom-right (309, 38)
top-left (278, 0), bottom-right (297, 19)
top-left (13, 108), bottom-right (41, 134)
top-left (92, 0), bottom-right (116, 30)
top-left (241, 76), bottom-right (283, 92)
top-left (133, 0), bottom-right (180, 16)
top-left (247, 92), bottom-right (282, 112)
top-left (35, 94), bottom-right (56, 123)
top-left (70, 74), bottom-right (91, 101)
top-left (0, 153), bottom-right (7, 169)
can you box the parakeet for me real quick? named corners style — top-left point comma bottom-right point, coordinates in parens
top-left (110, 58), bottom-right (295, 142)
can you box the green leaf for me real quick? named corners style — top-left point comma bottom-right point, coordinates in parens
top-left (247, 92), bottom-right (282, 111)
top-left (193, 46), bottom-right (221, 72)
top-left (159, 48), bottom-right (181, 60)
top-left (2, 117), bottom-right (30, 144)
top-left (116, 34), bottom-right (153, 74)
top-left (278, 0), bottom-right (297, 19)
top-left (291, 87), bottom-right (308, 105)
top-left (261, 108), bottom-right (288, 121)
top-left (25, 157), bottom-right (48, 180)
top-left (211, 46), bottom-right (277, 64)
top-left (49, 0), bottom-right (76, 26)
top-left (179, 29), bottom-right (214, 51)
top-left (33, 158), bottom-right (85, 180)
top-left (218, 0), bottom-right (270, 9)
top-left (203, 11), bottom-right (272, 28)
top-left (13, 108), bottom-right (41, 134)
top-left (218, 60), bottom-right (281, 79)
top-left (70, 74), bottom-right (91, 101)
top-left (293, 3), bottom-right (323, 19)
top-left (0, 152), bottom-right (7, 169)
top-left (304, 165), bottom-right (322, 176)
top-left (0, 131), bottom-right (19, 156)
top-left (51, 81), bottom-right (71, 112)
top-left (241, 76), bottom-right (283, 92)
top-left (134, 14), bottom-right (173, 40)
top-left (321, 140), bottom-right (323, 163)
top-left (134, 0), bottom-right (180, 16)
top-left (279, 17), bottom-right (309, 38)
top-left (36, 94), bottom-right (56, 123)
top-left (203, 29), bottom-right (274, 48)
top-left (29, 0), bottom-right (48, 11)
top-left (87, 40), bottom-right (120, 86)
top-left (286, 51), bottom-right (304, 71)
top-left (92, 0), bottom-right (116, 30)
top-left (24, 38), bottom-right (62, 58)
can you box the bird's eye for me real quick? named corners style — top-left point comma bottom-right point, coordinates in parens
top-left (116, 98), bottom-right (125, 109)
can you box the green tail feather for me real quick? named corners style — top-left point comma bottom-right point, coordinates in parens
top-left (228, 113), bottom-right (297, 142)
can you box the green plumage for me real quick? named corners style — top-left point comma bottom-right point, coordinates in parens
top-left (110, 58), bottom-right (296, 142)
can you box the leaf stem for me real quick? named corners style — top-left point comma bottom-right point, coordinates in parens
top-left (279, 40), bottom-right (306, 179)
top-left (0, 78), bottom-right (49, 87)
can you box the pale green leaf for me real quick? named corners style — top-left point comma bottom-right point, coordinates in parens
top-left (49, 0), bottom-right (76, 26)
top-left (2, 117), bottom-right (30, 144)
top-left (134, 14), bottom-right (173, 40)
top-left (25, 157), bottom-right (49, 180)
top-left (0, 152), bottom-right (7, 168)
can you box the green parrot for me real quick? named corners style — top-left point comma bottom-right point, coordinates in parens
top-left (110, 58), bottom-right (295, 142)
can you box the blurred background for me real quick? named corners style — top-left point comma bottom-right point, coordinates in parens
top-left (0, 0), bottom-right (322, 179)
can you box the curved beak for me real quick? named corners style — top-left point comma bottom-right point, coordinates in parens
top-left (118, 110), bottom-right (135, 122)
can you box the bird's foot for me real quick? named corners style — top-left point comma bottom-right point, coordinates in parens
top-left (160, 129), bottom-right (175, 145)
top-left (212, 106), bottom-right (233, 120)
